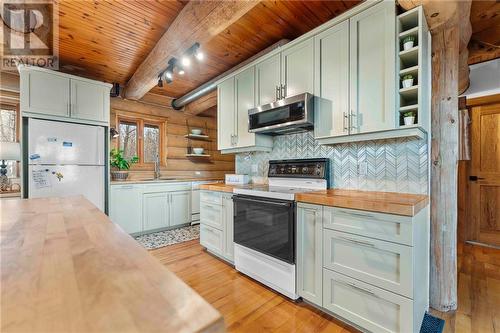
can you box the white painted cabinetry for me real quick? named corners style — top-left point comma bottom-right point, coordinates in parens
top-left (200, 190), bottom-right (234, 263)
top-left (19, 66), bottom-right (111, 124)
top-left (297, 203), bottom-right (429, 333)
top-left (109, 184), bottom-right (143, 234)
top-left (296, 203), bottom-right (323, 307)
top-left (110, 182), bottom-right (192, 235)
top-left (281, 38), bottom-right (314, 98)
top-left (217, 68), bottom-right (272, 153)
top-left (349, 0), bottom-right (396, 134)
top-left (71, 79), bottom-right (110, 123)
top-left (314, 20), bottom-right (350, 139)
top-left (255, 53), bottom-right (281, 106)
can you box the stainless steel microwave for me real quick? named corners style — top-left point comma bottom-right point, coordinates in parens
top-left (248, 93), bottom-right (313, 135)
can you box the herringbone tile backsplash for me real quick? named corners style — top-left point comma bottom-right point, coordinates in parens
top-left (236, 132), bottom-right (428, 194)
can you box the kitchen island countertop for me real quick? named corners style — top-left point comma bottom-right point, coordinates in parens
top-left (0, 196), bottom-right (225, 333)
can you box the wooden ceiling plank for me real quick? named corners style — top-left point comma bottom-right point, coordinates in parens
top-left (124, 1), bottom-right (261, 100)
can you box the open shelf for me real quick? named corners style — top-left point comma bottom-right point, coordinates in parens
top-left (398, 7), bottom-right (419, 31)
top-left (399, 85), bottom-right (419, 98)
top-left (184, 134), bottom-right (211, 141)
top-left (399, 104), bottom-right (419, 113)
top-left (400, 65), bottom-right (419, 77)
top-left (399, 26), bottom-right (418, 39)
top-left (185, 154), bottom-right (211, 158)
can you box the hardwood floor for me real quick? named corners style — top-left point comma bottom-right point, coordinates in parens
top-left (150, 240), bottom-right (358, 333)
top-left (150, 240), bottom-right (500, 333)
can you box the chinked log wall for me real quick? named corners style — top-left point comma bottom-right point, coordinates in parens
top-left (110, 94), bottom-right (234, 180)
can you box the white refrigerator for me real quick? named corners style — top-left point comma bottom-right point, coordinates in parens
top-left (27, 118), bottom-right (106, 211)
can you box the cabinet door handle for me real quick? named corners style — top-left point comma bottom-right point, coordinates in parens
top-left (281, 84), bottom-right (286, 99)
top-left (349, 110), bottom-right (357, 130)
top-left (343, 112), bottom-right (348, 131)
top-left (276, 86), bottom-right (280, 101)
top-left (339, 236), bottom-right (376, 248)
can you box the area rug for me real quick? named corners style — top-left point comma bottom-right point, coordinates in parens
top-left (420, 313), bottom-right (445, 333)
top-left (134, 225), bottom-right (200, 250)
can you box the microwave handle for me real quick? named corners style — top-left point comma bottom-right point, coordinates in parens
top-left (234, 196), bottom-right (292, 207)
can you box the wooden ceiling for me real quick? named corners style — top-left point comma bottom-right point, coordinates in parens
top-left (48, 0), bottom-right (499, 99)
top-left (57, 0), bottom-right (185, 84)
top-left (468, 0), bottom-right (500, 65)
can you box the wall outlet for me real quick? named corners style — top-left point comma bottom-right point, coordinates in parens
top-left (358, 162), bottom-right (368, 176)
top-left (195, 171), bottom-right (201, 175)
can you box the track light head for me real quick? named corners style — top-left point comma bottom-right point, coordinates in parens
top-left (157, 77), bottom-right (163, 87)
top-left (181, 56), bottom-right (190, 67)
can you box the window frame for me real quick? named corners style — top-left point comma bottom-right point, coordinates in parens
top-left (115, 114), bottom-right (166, 169)
top-left (0, 103), bottom-right (20, 178)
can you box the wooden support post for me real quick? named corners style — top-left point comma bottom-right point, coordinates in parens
top-left (429, 10), bottom-right (460, 312)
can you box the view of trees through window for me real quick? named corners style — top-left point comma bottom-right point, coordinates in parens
top-left (118, 118), bottom-right (161, 165)
top-left (144, 125), bottom-right (159, 163)
top-left (0, 109), bottom-right (18, 177)
top-left (119, 121), bottom-right (137, 160)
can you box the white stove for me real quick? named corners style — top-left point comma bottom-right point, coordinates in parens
top-left (233, 158), bottom-right (329, 300)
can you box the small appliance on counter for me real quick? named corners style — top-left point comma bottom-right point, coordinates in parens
top-left (232, 158), bottom-right (329, 299)
top-left (225, 174), bottom-right (250, 185)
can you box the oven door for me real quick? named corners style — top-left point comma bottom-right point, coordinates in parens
top-left (233, 195), bottom-right (295, 264)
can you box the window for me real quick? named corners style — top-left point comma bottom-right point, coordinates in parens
top-left (143, 124), bottom-right (159, 163)
top-left (0, 108), bottom-right (18, 177)
top-left (119, 121), bottom-right (138, 160)
top-left (116, 116), bottom-right (164, 167)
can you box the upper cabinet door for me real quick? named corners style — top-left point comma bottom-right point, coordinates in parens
top-left (21, 70), bottom-right (70, 117)
top-left (235, 67), bottom-right (255, 148)
top-left (71, 79), bottom-right (109, 123)
top-left (255, 53), bottom-right (281, 106)
top-left (217, 77), bottom-right (235, 150)
top-left (314, 20), bottom-right (350, 138)
top-left (350, 1), bottom-right (396, 134)
top-left (282, 38), bottom-right (314, 98)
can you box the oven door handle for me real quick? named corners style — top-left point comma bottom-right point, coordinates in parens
top-left (234, 196), bottom-right (292, 207)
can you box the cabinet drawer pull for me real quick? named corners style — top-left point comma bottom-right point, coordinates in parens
top-left (339, 236), bottom-right (376, 248)
top-left (338, 210), bottom-right (375, 219)
top-left (339, 280), bottom-right (378, 297)
top-left (343, 112), bottom-right (348, 131)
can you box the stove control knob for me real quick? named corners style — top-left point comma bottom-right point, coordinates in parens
top-left (302, 167), bottom-right (308, 173)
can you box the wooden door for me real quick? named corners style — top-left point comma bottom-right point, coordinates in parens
top-left (281, 38), bottom-right (314, 98)
top-left (296, 203), bottom-right (323, 307)
top-left (235, 67), bottom-right (255, 148)
top-left (255, 53), bottom-right (281, 105)
top-left (349, 1), bottom-right (396, 134)
top-left (217, 77), bottom-right (235, 150)
top-left (469, 99), bottom-right (500, 246)
top-left (169, 191), bottom-right (191, 227)
top-left (143, 192), bottom-right (169, 231)
top-left (71, 79), bottom-right (108, 122)
top-left (314, 20), bottom-right (350, 138)
top-left (20, 70), bottom-right (70, 117)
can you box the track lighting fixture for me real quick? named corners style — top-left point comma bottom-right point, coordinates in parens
top-left (157, 76), bottom-right (163, 87)
top-left (181, 56), bottom-right (190, 67)
top-left (159, 42), bottom-right (203, 85)
top-left (178, 68), bottom-right (185, 75)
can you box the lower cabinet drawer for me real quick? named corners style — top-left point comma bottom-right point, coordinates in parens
top-left (200, 190), bottom-right (222, 205)
top-left (323, 229), bottom-right (413, 298)
top-left (323, 269), bottom-right (413, 333)
top-left (200, 202), bottom-right (223, 229)
top-left (200, 224), bottom-right (223, 256)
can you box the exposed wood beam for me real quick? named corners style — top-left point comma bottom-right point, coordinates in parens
top-left (398, 1), bottom-right (472, 94)
top-left (184, 90), bottom-right (217, 116)
top-left (124, 0), bottom-right (260, 100)
top-left (430, 9), bottom-right (460, 312)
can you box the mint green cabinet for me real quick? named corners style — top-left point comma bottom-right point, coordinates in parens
top-left (297, 203), bottom-right (323, 306)
top-left (217, 77), bottom-right (236, 150)
top-left (109, 184), bottom-right (143, 234)
top-left (170, 190), bottom-right (191, 227)
top-left (314, 20), bottom-right (350, 138)
top-left (350, 1), bottom-right (396, 134)
top-left (143, 192), bottom-right (169, 231)
top-left (281, 38), bottom-right (314, 98)
top-left (235, 67), bottom-right (256, 148)
top-left (255, 53), bottom-right (281, 105)
top-left (71, 79), bottom-right (109, 123)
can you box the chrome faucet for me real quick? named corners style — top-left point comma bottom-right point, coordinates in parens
top-left (154, 155), bottom-right (160, 179)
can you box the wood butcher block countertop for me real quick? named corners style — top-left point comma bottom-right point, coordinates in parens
top-left (0, 196), bottom-right (224, 333)
top-left (296, 189), bottom-right (428, 216)
top-left (199, 182), bottom-right (267, 193)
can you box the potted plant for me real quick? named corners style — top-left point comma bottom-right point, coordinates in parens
top-left (403, 111), bottom-right (416, 126)
top-left (402, 35), bottom-right (415, 50)
top-left (402, 74), bottom-right (414, 88)
top-left (110, 148), bottom-right (138, 181)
